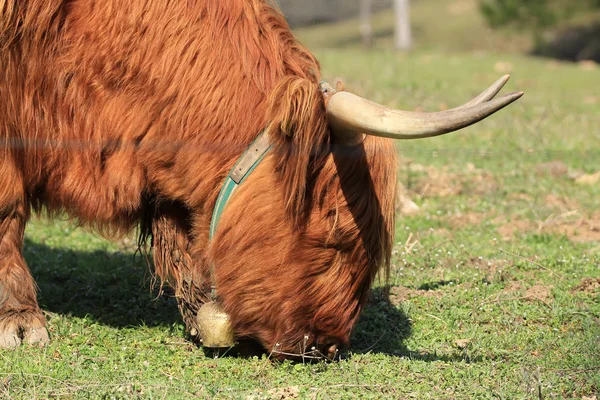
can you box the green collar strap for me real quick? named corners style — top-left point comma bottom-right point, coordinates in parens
top-left (208, 130), bottom-right (271, 300)
top-left (209, 130), bottom-right (272, 240)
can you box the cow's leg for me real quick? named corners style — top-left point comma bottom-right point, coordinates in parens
top-left (0, 172), bottom-right (48, 347)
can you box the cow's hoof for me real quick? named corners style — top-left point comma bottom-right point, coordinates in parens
top-left (23, 326), bottom-right (50, 346)
top-left (0, 329), bottom-right (21, 348)
top-left (0, 312), bottom-right (49, 349)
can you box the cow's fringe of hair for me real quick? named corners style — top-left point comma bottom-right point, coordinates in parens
top-left (267, 76), bottom-right (330, 221)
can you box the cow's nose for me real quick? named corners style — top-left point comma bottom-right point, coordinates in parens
top-left (323, 343), bottom-right (339, 359)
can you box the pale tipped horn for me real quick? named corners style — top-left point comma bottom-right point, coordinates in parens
top-left (326, 75), bottom-right (523, 144)
top-left (450, 74), bottom-right (511, 110)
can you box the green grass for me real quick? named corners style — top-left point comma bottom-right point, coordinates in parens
top-left (2, 2), bottom-right (600, 398)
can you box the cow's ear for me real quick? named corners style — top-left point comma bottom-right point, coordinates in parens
top-left (267, 77), bottom-right (330, 220)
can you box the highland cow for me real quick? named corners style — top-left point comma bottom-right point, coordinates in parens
top-left (0, 0), bottom-right (521, 357)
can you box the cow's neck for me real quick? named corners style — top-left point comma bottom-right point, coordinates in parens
top-left (208, 129), bottom-right (272, 298)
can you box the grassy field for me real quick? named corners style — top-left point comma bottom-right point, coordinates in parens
top-left (2, 1), bottom-right (600, 399)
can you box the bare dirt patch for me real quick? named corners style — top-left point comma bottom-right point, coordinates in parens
top-left (572, 278), bottom-right (600, 294)
top-left (497, 220), bottom-right (537, 240)
top-left (485, 282), bottom-right (553, 308)
top-left (502, 281), bottom-right (523, 294)
top-left (579, 60), bottom-right (598, 71)
top-left (425, 227), bottom-right (452, 238)
top-left (413, 166), bottom-right (462, 197)
top-left (544, 214), bottom-right (600, 242)
top-left (396, 184), bottom-right (421, 216)
top-left (544, 194), bottom-right (580, 213)
top-left (409, 163), bottom-right (498, 198)
top-left (575, 172), bottom-right (600, 186)
top-left (447, 212), bottom-right (488, 229)
top-left (496, 213), bottom-right (600, 242)
top-left (466, 172), bottom-right (499, 196)
top-left (246, 387), bottom-right (301, 400)
top-left (507, 193), bottom-right (533, 202)
top-left (388, 285), bottom-right (443, 306)
top-left (440, 195), bottom-right (582, 239)
top-left (535, 160), bottom-right (569, 177)
top-left (526, 285), bottom-right (552, 302)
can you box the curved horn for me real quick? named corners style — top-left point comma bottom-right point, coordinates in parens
top-left (450, 74), bottom-right (511, 110)
top-left (326, 75), bottom-right (523, 144)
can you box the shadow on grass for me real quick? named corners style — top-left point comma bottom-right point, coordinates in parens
top-left (417, 280), bottom-right (456, 291)
top-left (24, 238), bottom-right (180, 329)
top-left (351, 287), bottom-right (482, 363)
top-left (24, 239), bottom-right (479, 363)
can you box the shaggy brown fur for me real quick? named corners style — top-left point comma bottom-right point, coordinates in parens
top-left (0, 0), bottom-right (397, 355)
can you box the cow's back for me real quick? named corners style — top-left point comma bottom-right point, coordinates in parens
top-left (0, 0), bottom-right (321, 236)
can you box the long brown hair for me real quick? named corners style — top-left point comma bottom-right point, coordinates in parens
top-left (0, 0), bottom-right (397, 355)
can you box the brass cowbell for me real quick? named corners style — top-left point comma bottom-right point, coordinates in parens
top-left (195, 301), bottom-right (235, 348)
